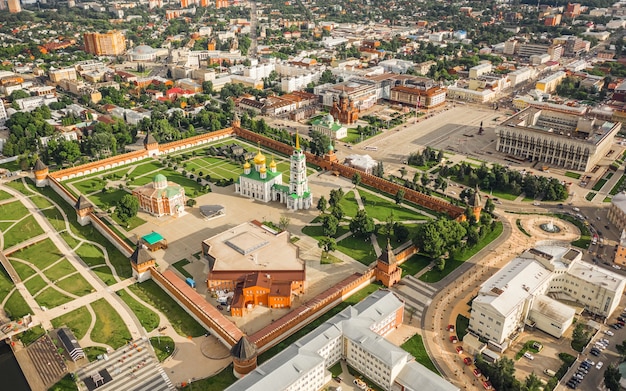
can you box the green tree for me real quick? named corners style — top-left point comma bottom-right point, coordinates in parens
top-left (349, 209), bottom-right (375, 237)
top-left (523, 372), bottom-right (543, 391)
top-left (394, 223), bottom-right (409, 243)
top-left (605, 364), bottom-right (621, 391)
top-left (330, 205), bottom-right (344, 221)
top-left (321, 214), bottom-right (339, 237)
top-left (352, 172), bottom-right (361, 187)
top-left (318, 236), bottom-right (337, 254)
top-left (395, 189), bottom-right (405, 205)
top-left (186, 198), bottom-right (197, 207)
top-left (317, 196), bottom-right (328, 212)
top-left (116, 194), bottom-right (139, 223)
top-left (278, 215), bottom-right (291, 231)
top-left (485, 198), bottom-right (495, 213)
top-left (328, 188), bottom-right (344, 207)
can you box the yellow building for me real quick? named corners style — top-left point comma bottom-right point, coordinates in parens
top-left (49, 67), bottom-right (78, 84)
top-left (535, 71), bottom-right (566, 93)
top-left (83, 31), bottom-right (126, 56)
top-left (8, 0), bottom-right (20, 13)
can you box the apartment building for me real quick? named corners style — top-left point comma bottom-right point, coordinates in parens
top-left (83, 31), bottom-right (126, 56)
top-left (495, 106), bottom-right (621, 171)
top-left (609, 192), bottom-right (626, 233)
top-left (470, 246), bottom-right (626, 348)
top-left (7, 0), bottom-right (20, 13)
top-left (49, 67), bottom-right (78, 84)
top-left (535, 71), bottom-right (567, 93)
top-left (226, 290), bottom-right (459, 391)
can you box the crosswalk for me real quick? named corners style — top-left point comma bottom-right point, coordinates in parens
top-left (392, 275), bottom-right (437, 323)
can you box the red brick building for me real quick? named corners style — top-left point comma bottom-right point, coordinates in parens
top-left (330, 91), bottom-right (358, 124)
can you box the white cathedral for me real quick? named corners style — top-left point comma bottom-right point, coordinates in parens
top-left (234, 134), bottom-right (313, 211)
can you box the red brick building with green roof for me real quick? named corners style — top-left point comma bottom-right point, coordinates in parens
top-left (132, 174), bottom-right (186, 217)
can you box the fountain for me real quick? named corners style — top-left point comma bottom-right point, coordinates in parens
top-left (540, 219), bottom-right (561, 233)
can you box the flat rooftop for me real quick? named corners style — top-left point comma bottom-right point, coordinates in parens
top-left (204, 221), bottom-right (303, 272)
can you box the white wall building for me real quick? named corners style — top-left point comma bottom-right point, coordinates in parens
top-left (470, 245), bottom-right (626, 347)
top-left (225, 290), bottom-right (459, 391)
top-left (0, 99), bottom-right (7, 124)
top-left (15, 95), bottom-right (58, 112)
top-left (469, 62), bottom-right (493, 79)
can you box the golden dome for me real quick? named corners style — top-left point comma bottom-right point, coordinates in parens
top-left (243, 160), bottom-right (251, 169)
top-left (269, 157), bottom-right (277, 168)
top-left (254, 150), bottom-right (266, 165)
top-left (259, 166), bottom-right (267, 173)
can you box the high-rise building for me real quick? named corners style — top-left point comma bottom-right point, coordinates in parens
top-left (0, 0), bottom-right (7, 11)
top-left (83, 31), bottom-right (126, 56)
top-left (216, 0), bottom-right (228, 8)
top-left (7, 0), bottom-right (21, 13)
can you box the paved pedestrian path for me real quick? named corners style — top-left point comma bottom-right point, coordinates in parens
top-left (391, 275), bottom-right (436, 324)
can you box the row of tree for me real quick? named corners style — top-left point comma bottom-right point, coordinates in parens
top-left (441, 162), bottom-right (568, 201)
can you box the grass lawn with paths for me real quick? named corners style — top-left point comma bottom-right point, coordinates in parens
top-left (10, 238), bottom-right (63, 270)
top-left (24, 275), bottom-right (47, 296)
top-left (129, 280), bottom-right (206, 337)
top-left (35, 287), bottom-right (74, 308)
top-left (43, 259), bottom-right (76, 282)
top-left (0, 200), bottom-right (30, 220)
top-left (118, 289), bottom-right (159, 332)
top-left (5, 290), bottom-right (31, 319)
top-left (3, 215), bottom-right (45, 249)
top-left (56, 274), bottom-right (94, 296)
top-left (335, 234), bottom-right (377, 266)
top-left (90, 298), bottom-right (132, 349)
top-left (51, 306), bottom-right (91, 339)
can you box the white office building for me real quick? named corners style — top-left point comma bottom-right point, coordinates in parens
top-left (470, 245), bottom-right (626, 347)
top-left (226, 290), bottom-right (458, 391)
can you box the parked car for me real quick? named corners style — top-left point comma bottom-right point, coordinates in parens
top-left (590, 349), bottom-right (600, 356)
top-left (447, 324), bottom-right (455, 332)
top-left (584, 359), bottom-right (595, 366)
top-left (605, 330), bottom-right (614, 336)
top-left (456, 346), bottom-right (463, 354)
top-left (473, 368), bottom-right (481, 378)
top-left (463, 357), bottom-right (472, 366)
top-left (449, 335), bottom-right (458, 343)
top-left (523, 352), bottom-right (534, 360)
top-left (596, 361), bottom-right (604, 370)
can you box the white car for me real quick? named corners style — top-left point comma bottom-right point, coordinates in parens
top-left (605, 330), bottom-right (615, 336)
top-left (523, 352), bottom-right (534, 360)
top-left (596, 361), bottom-right (604, 370)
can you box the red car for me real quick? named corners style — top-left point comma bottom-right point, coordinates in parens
top-left (483, 381), bottom-right (493, 390)
top-left (473, 368), bottom-right (481, 378)
top-left (449, 335), bottom-right (458, 343)
top-left (456, 346), bottom-right (463, 354)
top-left (463, 357), bottom-right (472, 366)
top-left (447, 324), bottom-right (455, 332)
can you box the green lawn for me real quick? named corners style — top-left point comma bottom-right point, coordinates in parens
top-left (129, 280), bottom-right (206, 337)
top-left (72, 177), bottom-right (106, 195)
top-left (565, 171), bottom-right (581, 179)
top-left (338, 190), bottom-right (360, 217)
top-left (29, 195), bottom-right (54, 210)
top-left (90, 298), bottom-right (132, 349)
top-left (18, 325), bottom-right (45, 346)
top-left (585, 192), bottom-right (596, 201)
top-left (592, 178), bottom-right (607, 191)
top-left (5, 290), bottom-right (31, 319)
top-left (24, 275), bottom-right (47, 296)
top-left (555, 213), bottom-right (591, 249)
top-left (43, 259), bottom-right (76, 282)
top-left (5, 180), bottom-right (31, 195)
top-left (83, 346), bottom-right (108, 362)
top-left (1, 200), bottom-right (31, 220)
top-left (30, 183), bottom-right (132, 278)
top-left (172, 259), bottom-right (193, 279)
top-left (259, 283), bottom-right (381, 363)
top-left (604, 196), bottom-right (612, 203)
top-left (117, 289), bottom-right (159, 332)
top-left (48, 374), bottom-right (79, 391)
top-left (336, 234), bottom-right (377, 266)
top-left (181, 365), bottom-right (238, 391)
top-left (0, 266), bottom-right (14, 302)
top-left (75, 243), bottom-right (106, 268)
top-left (359, 190), bottom-right (428, 222)
top-left (401, 334), bottom-right (439, 375)
top-left (60, 232), bottom-right (80, 249)
top-left (92, 266), bottom-right (118, 286)
top-left (0, 189), bottom-right (13, 201)
top-left (34, 287), bottom-right (73, 308)
top-left (150, 336), bottom-right (175, 361)
top-left (88, 188), bottom-right (128, 210)
top-left (399, 254), bottom-right (432, 277)
top-left (3, 215), bottom-right (45, 248)
top-left (51, 306), bottom-right (91, 339)
top-left (129, 161), bottom-right (165, 177)
top-left (41, 207), bottom-right (67, 232)
top-left (56, 274), bottom-right (94, 296)
top-left (488, 189), bottom-right (519, 201)
top-left (456, 314), bottom-right (470, 340)
top-left (329, 361), bottom-right (343, 377)
top-left (610, 175), bottom-right (626, 195)
top-left (10, 260), bottom-right (36, 280)
top-left (10, 238), bottom-right (63, 270)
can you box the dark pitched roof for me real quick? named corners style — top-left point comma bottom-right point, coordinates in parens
top-left (130, 246), bottom-right (154, 264)
top-left (378, 239), bottom-right (397, 265)
top-left (75, 195), bottom-right (93, 211)
top-left (143, 131), bottom-right (157, 145)
top-left (230, 336), bottom-right (257, 360)
top-left (57, 327), bottom-right (81, 352)
top-left (33, 159), bottom-right (48, 171)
